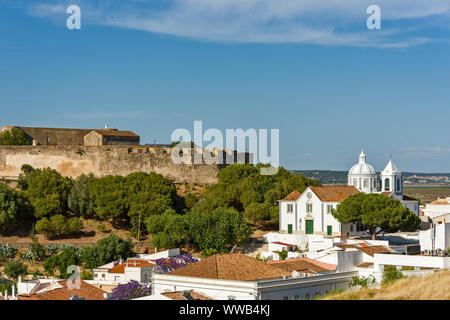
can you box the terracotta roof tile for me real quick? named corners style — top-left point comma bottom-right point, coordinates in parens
top-left (267, 258), bottom-right (336, 273)
top-left (92, 130), bottom-right (139, 138)
top-left (166, 253), bottom-right (291, 281)
top-left (18, 280), bottom-right (107, 300)
top-left (356, 262), bottom-right (374, 268)
top-left (108, 259), bottom-right (155, 274)
top-left (310, 186), bottom-right (360, 202)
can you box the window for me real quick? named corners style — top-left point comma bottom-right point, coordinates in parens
top-left (293, 295), bottom-right (300, 300)
top-left (114, 276), bottom-right (120, 281)
top-left (350, 224), bottom-right (354, 232)
top-left (364, 179), bottom-right (369, 188)
top-left (306, 202), bottom-right (313, 213)
top-left (143, 274), bottom-right (148, 282)
top-left (397, 178), bottom-right (401, 192)
top-left (353, 178), bottom-right (358, 187)
top-left (327, 205), bottom-right (332, 214)
top-left (384, 178), bottom-right (390, 191)
top-left (102, 274), bottom-right (105, 279)
top-left (287, 204), bottom-right (293, 213)
top-left (228, 296), bottom-right (236, 300)
top-left (305, 293), bottom-right (310, 300)
top-left (283, 296), bottom-right (289, 300)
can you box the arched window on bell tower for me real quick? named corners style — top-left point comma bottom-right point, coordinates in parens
top-left (384, 178), bottom-right (390, 191)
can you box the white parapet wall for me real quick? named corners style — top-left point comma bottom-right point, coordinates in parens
top-left (373, 253), bottom-right (450, 271)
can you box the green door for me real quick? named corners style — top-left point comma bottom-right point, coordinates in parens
top-left (305, 220), bottom-right (314, 234)
top-left (327, 225), bottom-right (332, 236)
top-left (288, 224), bottom-right (293, 234)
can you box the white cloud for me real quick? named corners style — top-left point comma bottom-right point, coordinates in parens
top-left (21, 0), bottom-right (450, 47)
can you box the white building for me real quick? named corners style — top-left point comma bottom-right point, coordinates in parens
top-left (423, 198), bottom-right (450, 219)
top-left (92, 258), bottom-right (155, 284)
top-left (278, 150), bottom-right (420, 237)
top-left (278, 185), bottom-right (363, 237)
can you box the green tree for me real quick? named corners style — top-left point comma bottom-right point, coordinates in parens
top-left (184, 193), bottom-right (198, 210)
top-left (23, 167), bottom-right (73, 218)
top-left (68, 173), bottom-right (96, 217)
top-left (43, 248), bottom-right (81, 278)
top-left (0, 183), bottom-right (30, 233)
top-left (332, 193), bottom-right (421, 240)
top-left (4, 260), bottom-right (28, 279)
top-left (0, 128), bottom-right (30, 145)
top-left (88, 175), bottom-right (128, 224)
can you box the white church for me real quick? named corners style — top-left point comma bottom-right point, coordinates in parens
top-left (278, 150), bottom-right (420, 237)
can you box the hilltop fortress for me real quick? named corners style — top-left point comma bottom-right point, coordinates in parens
top-left (0, 126), bottom-right (252, 184)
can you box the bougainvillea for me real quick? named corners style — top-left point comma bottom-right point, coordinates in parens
top-left (154, 253), bottom-right (199, 273)
top-left (109, 280), bottom-right (152, 300)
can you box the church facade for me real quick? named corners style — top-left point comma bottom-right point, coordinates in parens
top-left (278, 150), bottom-right (420, 237)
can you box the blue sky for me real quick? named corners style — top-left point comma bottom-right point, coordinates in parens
top-left (0, 0), bottom-right (449, 172)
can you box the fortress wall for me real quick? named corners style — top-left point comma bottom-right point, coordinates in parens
top-left (0, 146), bottom-right (226, 184)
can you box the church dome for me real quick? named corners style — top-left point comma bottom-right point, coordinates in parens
top-left (348, 150), bottom-right (376, 175)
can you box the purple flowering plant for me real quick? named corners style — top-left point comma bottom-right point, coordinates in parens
top-left (154, 253), bottom-right (199, 273)
top-left (109, 280), bottom-right (152, 300)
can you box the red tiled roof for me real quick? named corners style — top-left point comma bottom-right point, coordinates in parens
top-left (18, 280), bottom-right (107, 300)
top-left (310, 186), bottom-right (360, 202)
top-left (267, 258), bottom-right (336, 273)
top-left (167, 253), bottom-right (291, 281)
top-left (108, 260), bottom-right (155, 274)
top-left (280, 190), bottom-right (301, 201)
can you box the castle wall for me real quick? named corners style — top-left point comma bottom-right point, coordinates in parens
top-left (0, 146), bottom-right (228, 184)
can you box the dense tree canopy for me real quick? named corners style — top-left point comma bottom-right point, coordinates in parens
top-left (0, 183), bottom-right (31, 233)
top-left (88, 172), bottom-right (177, 226)
top-left (332, 193), bottom-right (421, 239)
top-left (82, 233), bottom-right (134, 269)
top-left (193, 164), bottom-right (320, 224)
top-left (22, 167), bottom-right (73, 218)
top-left (68, 173), bottom-right (96, 217)
top-left (146, 207), bottom-right (252, 255)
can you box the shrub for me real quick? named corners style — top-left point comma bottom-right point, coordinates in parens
top-left (0, 278), bottom-right (15, 295)
top-left (35, 215), bottom-right (83, 238)
top-left (348, 276), bottom-right (376, 289)
top-left (0, 183), bottom-right (30, 233)
top-left (0, 128), bottom-right (30, 146)
top-left (43, 248), bottom-right (82, 278)
top-left (276, 249), bottom-right (288, 260)
top-left (109, 280), bottom-right (152, 300)
top-left (45, 244), bottom-right (59, 256)
top-left (97, 223), bottom-right (106, 233)
top-left (68, 173), bottom-right (96, 217)
top-left (0, 243), bottom-right (18, 259)
top-left (82, 233), bottom-right (134, 269)
top-left (4, 260), bottom-right (28, 279)
top-left (382, 266), bottom-right (405, 285)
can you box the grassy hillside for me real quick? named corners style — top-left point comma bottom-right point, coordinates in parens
top-left (322, 270), bottom-right (450, 300)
